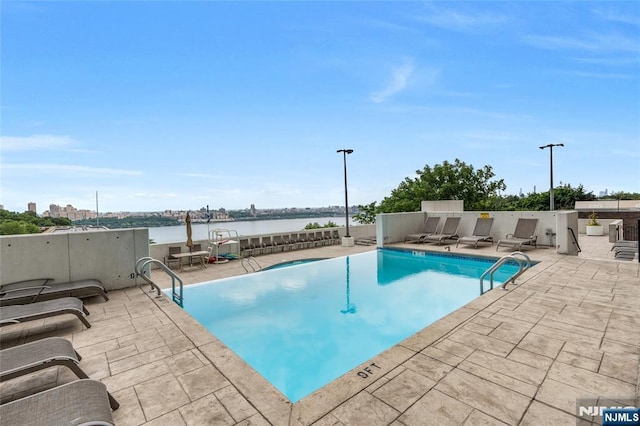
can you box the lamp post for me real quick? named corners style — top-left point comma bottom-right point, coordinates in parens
top-left (539, 143), bottom-right (564, 211)
top-left (337, 149), bottom-right (354, 245)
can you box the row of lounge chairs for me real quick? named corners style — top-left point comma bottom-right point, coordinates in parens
top-left (404, 216), bottom-right (539, 251)
top-left (239, 230), bottom-right (341, 256)
top-left (0, 278), bottom-right (118, 424)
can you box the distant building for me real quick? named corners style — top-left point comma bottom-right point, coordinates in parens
top-left (28, 202), bottom-right (37, 213)
top-left (249, 204), bottom-right (257, 217)
top-left (44, 203), bottom-right (97, 220)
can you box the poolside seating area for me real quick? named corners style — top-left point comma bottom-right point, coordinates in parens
top-left (238, 230), bottom-right (340, 257)
top-left (0, 288), bottom-right (118, 424)
top-left (0, 234), bottom-right (638, 425)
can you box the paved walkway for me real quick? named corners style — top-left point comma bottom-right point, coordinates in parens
top-left (1, 236), bottom-right (638, 425)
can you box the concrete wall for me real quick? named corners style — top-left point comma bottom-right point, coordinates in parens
top-left (0, 228), bottom-right (149, 291)
top-left (378, 211), bottom-right (563, 249)
top-left (376, 212), bottom-right (426, 247)
top-left (556, 211), bottom-right (579, 255)
top-left (575, 200), bottom-right (640, 210)
top-left (422, 200), bottom-right (464, 212)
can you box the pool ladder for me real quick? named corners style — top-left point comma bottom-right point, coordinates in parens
top-left (480, 251), bottom-right (531, 295)
top-left (135, 257), bottom-right (184, 306)
top-left (241, 256), bottom-right (262, 273)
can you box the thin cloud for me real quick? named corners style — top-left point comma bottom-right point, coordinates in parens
top-left (523, 33), bottom-right (640, 53)
top-left (0, 134), bottom-right (76, 151)
top-left (563, 70), bottom-right (634, 80)
top-left (572, 56), bottom-right (640, 67)
top-left (132, 191), bottom-right (179, 200)
top-left (370, 62), bottom-right (415, 104)
top-left (611, 148), bottom-right (640, 158)
top-left (592, 7), bottom-right (640, 26)
top-left (415, 5), bottom-right (509, 32)
top-left (3, 163), bottom-right (143, 177)
top-left (180, 172), bottom-right (228, 179)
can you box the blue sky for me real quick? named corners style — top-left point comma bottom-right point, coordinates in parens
top-left (1, 1), bottom-right (639, 214)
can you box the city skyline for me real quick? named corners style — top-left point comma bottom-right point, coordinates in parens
top-left (1, 2), bottom-right (639, 213)
top-left (9, 201), bottom-right (348, 218)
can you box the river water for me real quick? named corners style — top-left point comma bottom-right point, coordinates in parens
top-left (148, 217), bottom-right (348, 244)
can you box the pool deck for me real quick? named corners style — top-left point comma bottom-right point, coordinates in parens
top-left (1, 235), bottom-right (638, 425)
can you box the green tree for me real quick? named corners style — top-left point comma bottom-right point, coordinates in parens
top-left (378, 159), bottom-right (506, 212)
top-left (0, 219), bottom-right (41, 235)
top-left (353, 202), bottom-right (378, 224)
top-left (0, 209), bottom-right (72, 235)
top-left (552, 184), bottom-right (596, 210)
top-left (510, 184), bottom-right (596, 211)
top-left (600, 191), bottom-right (640, 200)
top-left (304, 221), bottom-right (338, 229)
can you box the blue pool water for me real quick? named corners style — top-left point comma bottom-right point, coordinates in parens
top-left (172, 249), bottom-right (521, 402)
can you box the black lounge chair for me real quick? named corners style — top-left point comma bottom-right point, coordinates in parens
top-left (0, 278), bottom-right (108, 306)
top-left (496, 218), bottom-right (539, 251)
top-left (0, 337), bottom-right (119, 409)
top-left (0, 379), bottom-right (116, 426)
top-left (614, 244), bottom-right (638, 260)
top-left (0, 297), bottom-right (91, 329)
top-left (611, 240), bottom-right (638, 251)
top-left (404, 216), bottom-right (440, 243)
top-left (457, 217), bottom-right (494, 248)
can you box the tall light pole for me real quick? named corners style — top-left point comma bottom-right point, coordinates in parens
top-left (337, 149), bottom-right (354, 240)
top-left (539, 143), bottom-right (564, 211)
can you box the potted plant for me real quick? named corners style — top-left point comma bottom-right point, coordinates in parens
top-left (586, 211), bottom-right (604, 236)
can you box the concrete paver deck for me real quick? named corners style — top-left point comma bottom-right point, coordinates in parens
top-left (1, 235), bottom-right (638, 425)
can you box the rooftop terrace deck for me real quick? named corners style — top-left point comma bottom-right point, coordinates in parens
top-left (1, 235), bottom-right (638, 425)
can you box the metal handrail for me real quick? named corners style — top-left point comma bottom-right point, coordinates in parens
top-left (568, 227), bottom-right (582, 252)
top-left (135, 257), bottom-right (184, 306)
top-left (480, 251), bottom-right (532, 294)
top-left (241, 256), bottom-right (261, 273)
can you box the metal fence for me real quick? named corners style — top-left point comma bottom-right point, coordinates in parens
top-left (622, 224), bottom-right (638, 241)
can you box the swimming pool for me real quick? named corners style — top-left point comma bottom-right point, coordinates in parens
top-left (173, 248), bottom-right (521, 402)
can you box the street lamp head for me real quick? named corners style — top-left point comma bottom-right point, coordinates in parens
top-left (337, 149), bottom-right (354, 154)
top-left (539, 143), bottom-right (564, 150)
